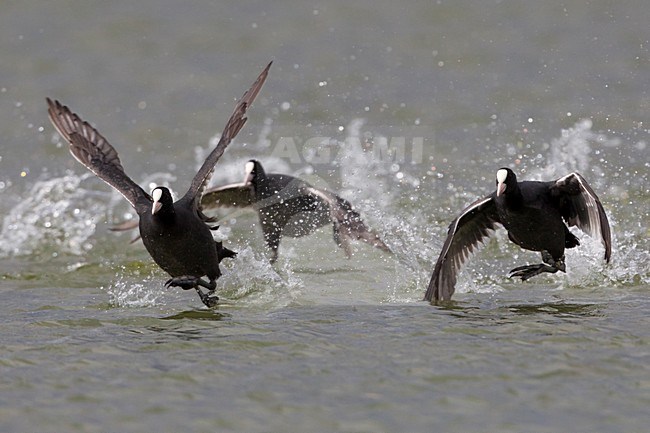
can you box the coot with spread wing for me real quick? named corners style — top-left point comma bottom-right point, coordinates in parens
top-left (425, 167), bottom-right (611, 303)
top-left (202, 159), bottom-right (391, 262)
top-left (47, 62), bottom-right (271, 307)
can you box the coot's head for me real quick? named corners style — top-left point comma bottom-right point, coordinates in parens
top-left (243, 159), bottom-right (266, 186)
top-left (151, 186), bottom-right (174, 215)
top-left (495, 168), bottom-right (517, 197)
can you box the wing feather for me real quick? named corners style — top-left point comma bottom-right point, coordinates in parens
top-left (303, 187), bottom-right (391, 256)
top-left (181, 62), bottom-right (271, 209)
top-left (425, 196), bottom-right (501, 303)
top-left (46, 98), bottom-right (151, 213)
top-left (551, 172), bottom-right (611, 262)
top-left (201, 182), bottom-right (255, 209)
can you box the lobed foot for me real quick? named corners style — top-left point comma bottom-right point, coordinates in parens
top-left (196, 288), bottom-right (219, 308)
top-left (508, 263), bottom-right (559, 281)
top-left (165, 276), bottom-right (218, 307)
top-left (165, 275), bottom-right (200, 290)
top-left (541, 251), bottom-right (566, 272)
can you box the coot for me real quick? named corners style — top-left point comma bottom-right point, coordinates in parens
top-left (425, 167), bottom-right (611, 303)
top-left (201, 159), bottom-right (392, 262)
top-left (47, 62), bottom-right (271, 307)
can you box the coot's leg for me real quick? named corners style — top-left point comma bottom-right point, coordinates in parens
top-left (508, 252), bottom-right (566, 281)
top-left (542, 251), bottom-right (566, 272)
top-left (165, 276), bottom-right (219, 307)
top-left (165, 276), bottom-right (218, 290)
top-left (195, 288), bottom-right (219, 307)
top-left (165, 275), bottom-right (200, 290)
top-left (191, 278), bottom-right (215, 293)
top-left (332, 222), bottom-right (353, 258)
top-left (196, 278), bottom-right (219, 308)
top-left (216, 241), bottom-right (238, 262)
top-left (260, 217), bottom-right (282, 264)
top-left (264, 232), bottom-right (280, 264)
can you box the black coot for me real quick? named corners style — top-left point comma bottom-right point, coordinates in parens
top-left (201, 159), bottom-right (392, 262)
top-left (425, 167), bottom-right (611, 303)
top-left (46, 62), bottom-right (271, 307)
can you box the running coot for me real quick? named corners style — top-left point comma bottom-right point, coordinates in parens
top-left (201, 159), bottom-right (392, 262)
top-left (47, 62), bottom-right (271, 307)
top-left (425, 167), bottom-right (611, 303)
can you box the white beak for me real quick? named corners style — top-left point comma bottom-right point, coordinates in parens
top-left (496, 181), bottom-right (506, 197)
top-left (244, 161), bottom-right (255, 185)
top-left (496, 169), bottom-right (508, 197)
top-left (152, 188), bottom-right (163, 214)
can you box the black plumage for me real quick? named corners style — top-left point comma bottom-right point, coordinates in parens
top-left (425, 167), bottom-right (612, 303)
top-left (201, 160), bottom-right (391, 262)
top-left (47, 62), bottom-right (271, 307)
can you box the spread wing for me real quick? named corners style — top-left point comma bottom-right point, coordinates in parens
top-left (303, 187), bottom-right (392, 256)
top-left (425, 196), bottom-right (501, 303)
top-left (201, 182), bottom-right (255, 209)
top-left (551, 172), bottom-right (612, 262)
top-left (180, 61), bottom-right (272, 210)
top-left (46, 98), bottom-right (151, 214)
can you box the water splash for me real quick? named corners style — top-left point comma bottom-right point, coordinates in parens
top-left (525, 119), bottom-right (616, 185)
top-left (105, 247), bottom-right (306, 309)
top-left (304, 119), bottom-right (435, 302)
top-left (217, 246), bottom-right (304, 307)
top-left (602, 230), bottom-right (650, 286)
top-left (0, 170), bottom-right (181, 258)
top-left (105, 271), bottom-right (164, 308)
top-left (0, 173), bottom-right (114, 257)
top-left (336, 118), bottom-right (395, 209)
top-left (527, 120), bottom-right (647, 289)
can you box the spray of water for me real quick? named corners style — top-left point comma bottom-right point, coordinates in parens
top-left (217, 246), bottom-right (304, 307)
top-left (0, 173), bottom-right (113, 257)
top-left (105, 270), bottom-right (165, 308)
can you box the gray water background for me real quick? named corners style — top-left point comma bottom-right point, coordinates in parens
top-left (1, 1), bottom-right (649, 432)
